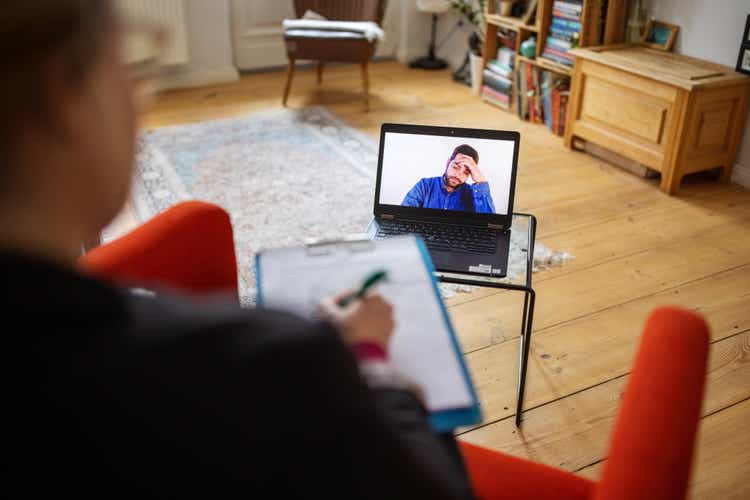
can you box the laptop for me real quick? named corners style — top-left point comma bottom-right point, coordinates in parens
top-left (367, 123), bottom-right (520, 278)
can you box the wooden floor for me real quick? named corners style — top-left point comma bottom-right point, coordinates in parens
top-left (134, 61), bottom-right (750, 498)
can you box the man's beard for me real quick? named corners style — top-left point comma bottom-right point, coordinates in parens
top-left (443, 174), bottom-right (464, 189)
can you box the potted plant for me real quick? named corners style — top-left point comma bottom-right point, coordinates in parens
top-left (450, 0), bottom-right (487, 87)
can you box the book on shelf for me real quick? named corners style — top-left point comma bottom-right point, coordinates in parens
top-left (496, 47), bottom-right (515, 67)
top-left (483, 69), bottom-right (512, 93)
top-left (511, 61), bottom-right (570, 135)
top-left (542, 1), bottom-right (582, 69)
top-left (541, 72), bottom-right (553, 130)
top-left (550, 87), bottom-right (570, 136)
top-left (516, 62), bottom-right (527, 120)
top-left (481, 85), bottom-right (510, 110)
top-left (546, 36), bottom-right (573, 50)
top-left (552, 0), bottom-right (582, 21)
top-left (482, 84), bottom-right (510, 101)
top-left (487, 60), bottom-right (513, 79)
top-left (542, 46), bottom-right (575, 64)
top-left (549, 26), bottom-right (580, 42)
top-left (553, 9), bottom-right (581, 21)
top-left (525, 63), bottom-right (536, 123)
top-left (532, 66), bottom-right (543, 123)
top-left (551, 17), bottom-right (582, 32)
top-left (497, 28), bottom-right (517, 50)
top-left (553, 0), bottom-right (582, 11)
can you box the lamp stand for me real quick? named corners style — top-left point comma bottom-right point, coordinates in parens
top-left (410, 13), bottom-right (448, 70)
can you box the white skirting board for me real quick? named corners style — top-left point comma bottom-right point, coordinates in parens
top-left (157, 66), bottom-right (240, 91)
top-left (732, 164), bottom-right (750, 189)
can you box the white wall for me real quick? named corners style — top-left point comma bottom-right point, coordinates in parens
top-left (162, 0), bottom-right (239, 90)
top-left (645, 0), bottom-right (750, 188)
top-left (397, 2), bottom-right (478, 70)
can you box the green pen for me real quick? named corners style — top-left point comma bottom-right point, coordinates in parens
top-left (337, 269), bottom-right (389, 307)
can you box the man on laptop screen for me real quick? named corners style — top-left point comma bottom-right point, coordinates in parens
top-left (401, 144), bottom-right (495, 213)
top-left (371, 124), bottom-right (519, 278)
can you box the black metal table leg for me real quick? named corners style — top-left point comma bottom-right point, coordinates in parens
top-left (435, 213), bottom-right (538, 428)
top-left (515, 288), bottom-right (536, 426)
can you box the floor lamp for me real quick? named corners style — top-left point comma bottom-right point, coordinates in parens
top-left (410, 0), bottom-right (451, 70)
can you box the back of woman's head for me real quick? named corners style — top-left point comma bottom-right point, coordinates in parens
top-left (0, 0), bottom-right (141, 248)
top-left (0, 1), bottom-right (114, 159)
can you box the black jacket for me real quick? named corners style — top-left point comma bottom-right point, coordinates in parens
top-left (5, 251), bottom-right (474, 498)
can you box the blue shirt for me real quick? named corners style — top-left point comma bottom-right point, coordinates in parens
top-left (402, 176), bottom-right (496, 214)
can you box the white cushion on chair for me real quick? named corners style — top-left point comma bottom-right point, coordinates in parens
top-left (281, 19), bottom-right (385, 41)
top-left (284, 29), bottom-right (367, 40)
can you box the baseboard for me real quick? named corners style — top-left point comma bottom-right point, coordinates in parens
top-left (158, 65), bottom-right (240, 91)
top-left (397, 47), bottom-right (431, 66)
top-left (731, 163), bottom-right (750, 189)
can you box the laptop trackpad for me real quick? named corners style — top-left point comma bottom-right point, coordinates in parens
top-left (429, 232), bottom-right (510, 278)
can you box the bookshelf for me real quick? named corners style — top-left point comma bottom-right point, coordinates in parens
top-left (480, 0), bottom-right (627, 133)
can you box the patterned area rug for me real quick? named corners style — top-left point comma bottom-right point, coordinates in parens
top-left (131, 107), bottom-right (572, 304)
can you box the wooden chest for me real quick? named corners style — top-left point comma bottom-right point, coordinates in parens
top-left (564, 45), bottom-right (750, 194)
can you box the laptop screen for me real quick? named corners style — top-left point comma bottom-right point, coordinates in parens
top-left (377, 130), bottom-right (518, 217)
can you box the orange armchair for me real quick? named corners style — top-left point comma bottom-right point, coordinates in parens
top-left (460, 306), bottom-right (710, 500)
top-left (80, 201), bottom-right (239, 299)
top-left (80, 201), bottom-right (710, 500)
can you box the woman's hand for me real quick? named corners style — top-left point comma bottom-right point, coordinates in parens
top-left (318, 292), bottom-right (395, 349)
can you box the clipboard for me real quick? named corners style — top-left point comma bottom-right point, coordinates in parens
top-left (255, 235), bottom-right (482, 432)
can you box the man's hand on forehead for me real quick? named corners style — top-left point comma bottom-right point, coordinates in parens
top-left (453, 152), bottom-right (486, 183)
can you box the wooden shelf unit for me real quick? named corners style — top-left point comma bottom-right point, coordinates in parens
top-left (481, 0), bottom-right (627, 118)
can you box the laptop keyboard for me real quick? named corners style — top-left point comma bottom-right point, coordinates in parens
top-left (375, 219), bottom-right (501, 254)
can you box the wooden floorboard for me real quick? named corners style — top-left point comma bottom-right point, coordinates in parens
top-left (459, 263), bottom-right (750, 426)
top-left (576, 398), bottom-right (750, 499)
top-left (137, 61), bottom-right (750, 498)
top-left (460, 329), bottom-right (750, 470)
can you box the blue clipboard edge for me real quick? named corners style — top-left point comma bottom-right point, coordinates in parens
top-left (414, 237), bottom-right (483, 433)
top-left (254, 238), bottom-right (482, 433)
top-left (255, 254), bottom-right (263, 305)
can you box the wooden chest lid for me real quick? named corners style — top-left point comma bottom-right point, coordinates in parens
top-left (568, 44), bottom-right (750, 90)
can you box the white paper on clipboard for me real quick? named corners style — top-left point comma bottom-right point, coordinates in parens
top-left (256, 235), bottom-right (476, 414)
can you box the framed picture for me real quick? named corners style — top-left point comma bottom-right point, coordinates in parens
top-left (737, 15), bottom-right (750, 76)
top-left (639, 20), bottom-right (680, 51)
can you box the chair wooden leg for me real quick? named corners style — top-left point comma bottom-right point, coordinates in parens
top-left (361, 60), bottom-right (370, 111)
top-left (317, 61), bottom-right (324, 85)
top-left (283, 59), bottom-right (296, 107)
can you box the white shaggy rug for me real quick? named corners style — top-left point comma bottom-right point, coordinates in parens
top-left (130, 107), bottom-right (573, 304)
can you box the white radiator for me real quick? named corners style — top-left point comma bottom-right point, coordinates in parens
top-left (117, 0), bottom-right (190, 65)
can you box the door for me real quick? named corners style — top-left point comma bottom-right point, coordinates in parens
top-left (231, 0), bottom-right (399, 71)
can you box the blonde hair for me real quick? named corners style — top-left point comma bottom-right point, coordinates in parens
top-left (0, 1), bottom-right (113, 158)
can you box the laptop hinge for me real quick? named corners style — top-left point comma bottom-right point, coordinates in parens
top-left (380, 214), bottom-right (395, 220)
top-left (488, 223), bottom-right (503, 229)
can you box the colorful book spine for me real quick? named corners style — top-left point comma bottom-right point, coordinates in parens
top-left (549, 27), bottom-right (580, 42)
top-left (553, 9), bottom-right (581, 21)
top-left (543, 46), bottom-right (574, 61)
top-left (546, 37), bottom-right (573, 51)
top-left (482, 69), bottom-right (512, 93)
top-left (552, 88), bottom-right (560, 134)
top-left (542, 49), bottom-right (575, 66)
top-left (487, 60), bottom-right (513, 78)
top-left (482, 85), bottom-right (510, 102)
top-left (481, 86), bottom-right (510, 110)
top-left (526, 64), bottom-right (535, 123)
top-left (542, 72), bottom-right (552, 130)
top-left (553, 0), bottom-right (583, 11)
top-left (551, 18), bottom-right (582, 31)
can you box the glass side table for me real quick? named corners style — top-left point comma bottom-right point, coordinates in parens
top-left (434, 213), bottom-right (537, 426)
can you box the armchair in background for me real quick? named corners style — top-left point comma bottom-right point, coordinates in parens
top-left (282, 0), bottom-right (388, 110)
